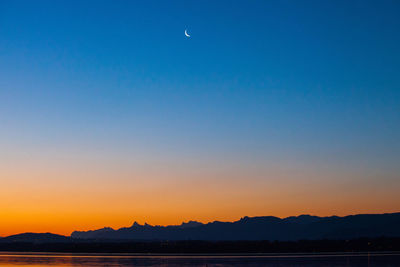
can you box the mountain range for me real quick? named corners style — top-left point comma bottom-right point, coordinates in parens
top-left (1, 212), bottom-right (399, 243)
top-left (71, 212), bottom-right (400, 241)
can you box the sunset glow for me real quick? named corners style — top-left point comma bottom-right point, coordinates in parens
top-left (1, 0), bottom-right (399, 237)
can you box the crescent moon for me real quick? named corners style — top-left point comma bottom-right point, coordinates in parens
top-left (185, 29), bottom-right (190, 38)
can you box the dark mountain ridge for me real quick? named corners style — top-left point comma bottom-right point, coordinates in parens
top-left (70, 212), bottom-right (400, 241)
top-left (0, 233), bottom-right (70, 243)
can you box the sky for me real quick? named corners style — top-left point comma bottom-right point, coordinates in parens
top-left (0, 0), bottom-right (400, 236)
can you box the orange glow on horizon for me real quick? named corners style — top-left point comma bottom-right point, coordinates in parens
top-left (1, 157), bottom-right (399, 237)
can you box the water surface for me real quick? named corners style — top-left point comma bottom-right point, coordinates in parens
top-left (0, 252), bottom-right (399, 266)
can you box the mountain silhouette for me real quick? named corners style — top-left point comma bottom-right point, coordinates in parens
top-left (71, 212), bottom-right (400, 241)
top-left (0, 233), bottom-right (70, 243)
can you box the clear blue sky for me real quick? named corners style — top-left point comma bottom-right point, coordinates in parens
top-left (0, 1), bottom-right (400, 232)
top-left (2, 0), bottom-right (399, 165)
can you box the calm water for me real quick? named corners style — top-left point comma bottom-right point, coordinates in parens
top-left (0, 252), bottom-right (399, 266)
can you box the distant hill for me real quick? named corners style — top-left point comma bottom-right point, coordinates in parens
top-left (0, 233), bottom-right (70, 243)
top-left (71, 212), bottom-right (400, 241)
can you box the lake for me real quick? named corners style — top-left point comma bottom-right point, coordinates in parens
top-left (0, 252), bottom-right (399, 266)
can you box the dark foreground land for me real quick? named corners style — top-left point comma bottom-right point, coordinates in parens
top-left (1, 237), bottom-right (400, 253)
top-left (1, 213), bottom-right (399, 254)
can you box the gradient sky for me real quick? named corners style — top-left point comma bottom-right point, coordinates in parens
top-left (1, 0), bottom-right (400, 236)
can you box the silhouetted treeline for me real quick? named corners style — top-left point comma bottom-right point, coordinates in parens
top-left (1, 237), bottom-right (400, 253)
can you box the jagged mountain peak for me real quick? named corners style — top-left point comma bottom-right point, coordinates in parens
top-left (70, 212), bottom-right (400, 241)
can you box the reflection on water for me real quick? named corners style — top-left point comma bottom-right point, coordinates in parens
top-left (0, 252), bottom-right (399, 266)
